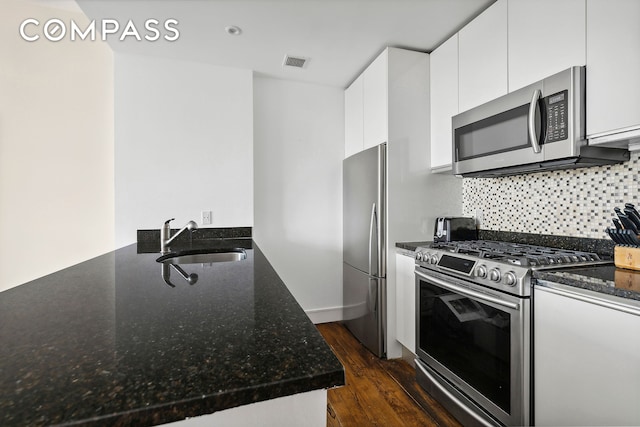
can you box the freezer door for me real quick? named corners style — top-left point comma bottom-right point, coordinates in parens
top-left (343, 144), bottom-right (385, 276)
top-left (343, 263), bottom-right (385, 357)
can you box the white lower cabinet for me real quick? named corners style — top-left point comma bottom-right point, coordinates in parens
top-left (534, 285), bottom-right (640, 426)
top-left (395, 251), bottom-right (416, 352)
top-left (165, 389), bottom-right (326, 427)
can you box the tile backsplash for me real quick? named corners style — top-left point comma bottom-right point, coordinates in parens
top-left (462, 151), bottom-right (639, 239)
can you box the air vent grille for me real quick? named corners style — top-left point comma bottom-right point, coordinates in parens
top-left (283, 55), bottom-right (308, 68)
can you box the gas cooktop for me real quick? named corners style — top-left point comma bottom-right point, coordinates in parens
top-left (430, 240), bottom-right (603, 268)
top-left (415, 240), bottom-right (611, 297)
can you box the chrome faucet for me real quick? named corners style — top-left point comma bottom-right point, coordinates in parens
top-left (161, 263), bottom-right (198, 288)
top-left (160, 218), bottom-right (198, 254)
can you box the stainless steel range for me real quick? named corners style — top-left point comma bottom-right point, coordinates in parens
top-left (414, 240), bottom-right (608, 426)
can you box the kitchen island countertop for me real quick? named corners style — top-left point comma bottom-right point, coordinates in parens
top-left (0, 241), bottom-right (344, 426)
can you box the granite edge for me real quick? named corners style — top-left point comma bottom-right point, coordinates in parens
top-left (533, 269), bottom-right (640, 303)
top-left (76, 369), bottom-right (345, 426)
top-left (395, 241), bottom-right (431, 252)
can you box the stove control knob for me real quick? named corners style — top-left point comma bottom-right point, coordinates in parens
top-left (489, 268), bottom-right (501, 282)
top-left (504, 271), bottom-right (517, 287)
top-left (430, 255), bottom-right (439, 265)
top-left (475, 265), bottom-right (487, 279)
top-left (415, 252), bottom-right (423, 261)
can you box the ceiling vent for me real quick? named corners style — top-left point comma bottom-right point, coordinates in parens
top-left (283, 55), bottom-right (308, 69)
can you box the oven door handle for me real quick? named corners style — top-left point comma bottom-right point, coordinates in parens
top-left (415, 360), bottom-right (496, 427)
top-left (415, 270), bottom-right (520, 311)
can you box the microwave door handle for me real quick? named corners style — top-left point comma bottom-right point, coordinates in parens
top-left (528, 89), bottom-right (542, 154)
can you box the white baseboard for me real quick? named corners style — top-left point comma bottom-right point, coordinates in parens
top-left (305, 306), bottom-right (343, 324)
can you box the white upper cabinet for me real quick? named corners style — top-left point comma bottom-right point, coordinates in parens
top-left (344, 48), bottom-right (426, 158)
top-left (343, 50), bottom-right (388, 158)
top-left (430, 33), bottom-right (459, 171)
top-left (344, 74), bottom-right (364, 158)
top-left (586, 0), bottom-right (640, 141)
top-left (458, 0), bottom-right (508, 112)
top-left (508, 0), bottom-right (586, 92)
top-left (363, 51), bottom-right (389, 150)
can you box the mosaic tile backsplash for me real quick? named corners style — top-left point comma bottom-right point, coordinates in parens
top-left (462, 151), bottom-right (639, 239)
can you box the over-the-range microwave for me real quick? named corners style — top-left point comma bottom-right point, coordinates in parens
top-left (452, 66), bottom-right (629, 177)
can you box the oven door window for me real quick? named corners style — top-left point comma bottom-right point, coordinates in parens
top-left (418, 279), bottom-right (512, 414)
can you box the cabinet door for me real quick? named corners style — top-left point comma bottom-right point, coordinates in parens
top-left (344, 74), bottom-right (364, 158)
top-left (430, 34), bottom-right (458, 171)
top-left (395, 252), bottom-right (416, 352)
top-left (508, 0), bottom-right (586, 92)
top-left (458, 0), bottom-right (508, 112)
top-left (586, 0), bottom-right (640, 137)
top-left (363, 50), bottom-right (388, 149)
top-left (534, 287), bottom-right (640, 426)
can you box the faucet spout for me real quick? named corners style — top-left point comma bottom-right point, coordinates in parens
top-left (160, 219), bottom-right (198, 253)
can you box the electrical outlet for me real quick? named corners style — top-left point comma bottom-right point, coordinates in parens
top-left (475, 209), bottom-right (484, 226)
top-left (201, 210), bottom-right (212, 225)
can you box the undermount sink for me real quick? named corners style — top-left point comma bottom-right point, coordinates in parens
top-left (156, 248), bottom-right (247, 265)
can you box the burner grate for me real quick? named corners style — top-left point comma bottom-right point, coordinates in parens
top-left (431, 240), bottom-right (601, 267)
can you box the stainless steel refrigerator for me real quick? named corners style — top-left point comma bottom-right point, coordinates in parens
top-left (343, 143), bottom-right (386, 358)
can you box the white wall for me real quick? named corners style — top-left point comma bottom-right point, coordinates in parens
top-left (114, 53), bottom-right (253, 247)
top-left (253, 77), bottom-right (344, 322)
top-left (0, 0), bottom-right (115, 292)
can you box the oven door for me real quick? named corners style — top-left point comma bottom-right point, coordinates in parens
top-left (415, 267), bottom-right (530, 426)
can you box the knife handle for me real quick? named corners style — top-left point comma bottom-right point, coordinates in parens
top-left (624, 207), bottom-right (640, 229)
top-left (623, 229), bottom-right (640, 246)
top-left (617, 229), bottom-right (630, 245)
top-left (629, 231), bottom-right (640, 247)
top-left (606, 228), bottom-right (621, 245)
top-left (612, 218), bottom-right (623, 230)
top-left (618, 213), bottom-right (639, 234)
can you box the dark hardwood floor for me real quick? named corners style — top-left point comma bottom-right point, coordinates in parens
top-left (318, 322), bottom-right (462, 427)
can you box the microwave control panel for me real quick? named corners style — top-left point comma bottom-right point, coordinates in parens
top-left (544, 90), bottom-right (568, 142)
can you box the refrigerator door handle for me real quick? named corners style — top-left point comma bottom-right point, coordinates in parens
top-left (368, 203), bottom-right (377, 276)
top-left (368, 278), bottom-right (378, 312)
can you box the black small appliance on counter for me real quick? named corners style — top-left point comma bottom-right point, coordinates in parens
top-left (433, 217), bottom-right (477, 243)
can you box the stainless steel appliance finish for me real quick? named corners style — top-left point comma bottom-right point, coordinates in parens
top-left (452, 66), bottom-right (629, 177)
top-left (343, 143), bottom-right (386, 358)
top-left (414, 240), bottom-right (609, 426)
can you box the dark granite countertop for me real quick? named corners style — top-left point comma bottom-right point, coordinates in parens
top-left (533, 265), bottom-right (640, 303)
top-left (395, 241), bottom-right (431, 252)
top-left (0, 240), bottom-right (344, 426)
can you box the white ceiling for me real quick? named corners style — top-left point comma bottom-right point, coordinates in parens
top-left (74, 0), bottom-right (495, 88)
